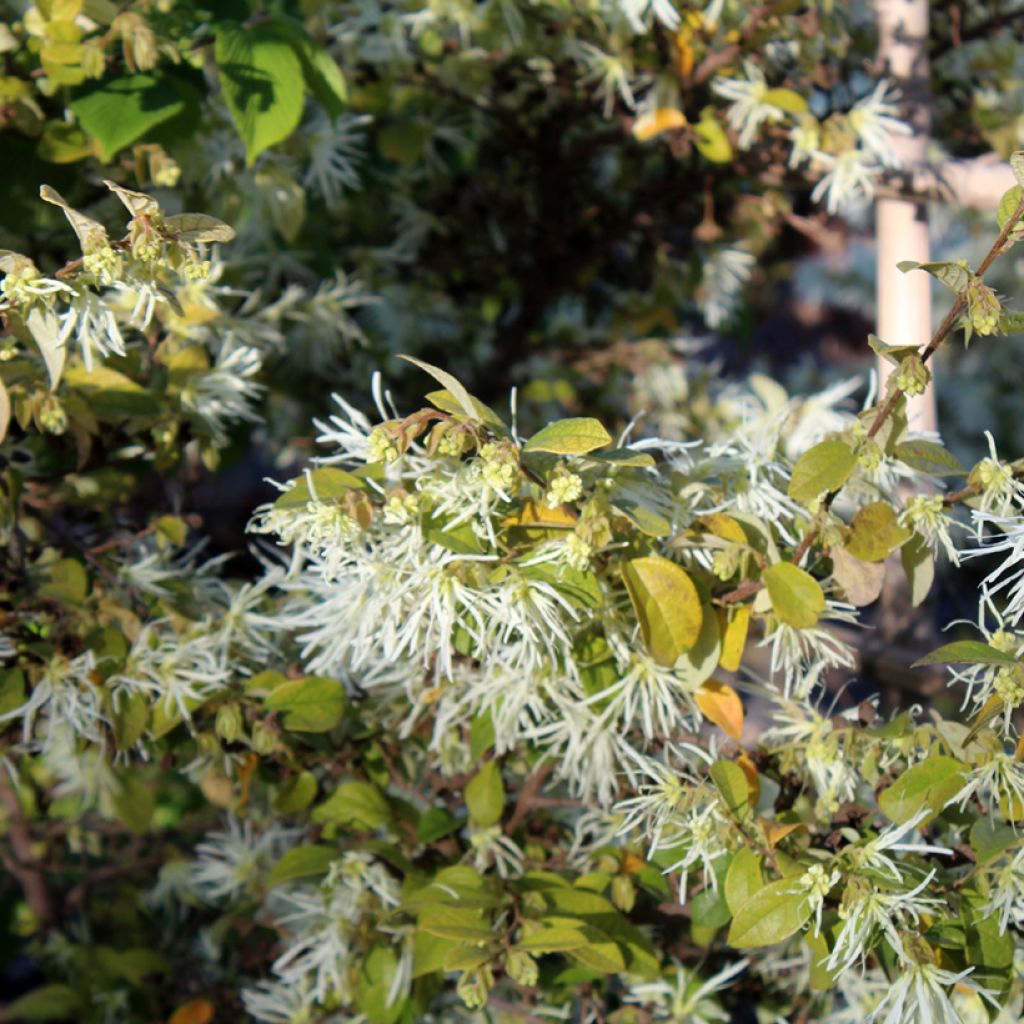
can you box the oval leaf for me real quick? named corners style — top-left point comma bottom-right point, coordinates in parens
top-left (621, 556), bottom-right (703, 666)
top-left (787, 439), bottom-right (857, 504)
top-left (524, 417), bottom-right (613, 455)
top-left (727, 877), bottom-right (812, 949)
top-left (696, 679), bottom-right (744, 739)
top-left (762, 562), bottom-right (825, 629)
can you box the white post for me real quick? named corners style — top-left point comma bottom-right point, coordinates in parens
top-left (875, 0), bottom-right (935, 434)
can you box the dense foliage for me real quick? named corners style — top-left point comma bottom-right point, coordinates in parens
top-left (6, 2), bottom-right (1024, 1023)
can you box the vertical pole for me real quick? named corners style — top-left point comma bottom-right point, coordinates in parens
top-left (875, 0), bottom-right (936, 434)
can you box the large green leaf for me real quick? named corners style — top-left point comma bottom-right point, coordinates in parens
top-left (70, 74), bottom-right (186, 160)
top-left (215, 24), bottom-right (305, 164)
top-left (621, 555), bottom-right (703, 666)
top-left (762, 562), bottom-right (825, 629)
top-left (879, 756), bottom-right (968, 824)
top-left (787, 439), bottom-right (857, 504)
top-left (313, 781), bottom-right (393, 829)
top-left (267, 844), bottom-right (340, 888)
top-left (727, 877), bottom-right (812, 948)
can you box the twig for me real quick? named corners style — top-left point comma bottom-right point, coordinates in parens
top-left (714, 191), bottom-right (1024, 606)
top-left (505, 761), bottom-right (553, 835)
top-left (0, 769), bottom-right (53, 926)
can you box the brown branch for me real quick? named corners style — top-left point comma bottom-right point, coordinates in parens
top-left (0, 769), bottom-right (54, 927)
top-left (505, 761), bottom-right (553, 835)
top-left (714, 190), bottom-right (1024, 607)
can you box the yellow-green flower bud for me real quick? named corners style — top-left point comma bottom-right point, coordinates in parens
top-left (215, 704), bottom-right (244, 744)
top-left (251, 720), bottom-right (279, 755)
top-left (505, 950), bottom-right (538, 987)
top-left (893, 355), bottom-right (930, 397)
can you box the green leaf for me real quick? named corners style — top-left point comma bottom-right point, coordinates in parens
top-left (725, 848), bottom-right (764, 915)
top-left (806, 928), bottom-right (839, 991)
top-left (426, 389), bottom-right (506, 432)
top-left (356, 945), bottom-right (405, 1024)
top-left (912, 641), bottom-right (1019, 668)
top-left (867, 333), bottom-right (921, 367)
top-left (621, 555), bottom-right (703, 666)
top-left (273, 466), bottom-right (367, 510)
top-left (270, 17), bottom-right (348, 118)
top-left (37, 121), bottom-right (94, 163)
top-left (690, 855), bottom-right (733, 929)
top-left (787, 439), bottom-right (857, 504)
top-left (897, 259), bottom-right (970, 293)
top-left (569, 932), bottom-right (627, 973)
top-left (112, 689), bottom-right (148, 750)
top-left (6, 985), bottom-right (84, 1020)
top-left (265, 675), bottom-right (346, 732)
top-left (970, 819), bottom-right (1020, 865)
top-left (399, 355), bottom-right (480, 421)
top-left (465, 760), bottom-right (504, 829)
top-left (517, 926), bottom-right (590, 953)
top-left (268, 844), bottom-right (340, 887)
top-left (38, 558), bottom-right (88, 605)
top-left (962, 890), bottom-right (1014, 969)
top-left (418, 807), bottom-right (461, 844)
top-left (893, 440), bottom-right (964, 478)
top-left (0, 669), bottom-right (26, 717)
top-left (62, 365), bottom-right (151, 422)
top-left (413, 931), bottom-right (462, 977)
top-left (879, 756), bottom-right (968, 824)
top-left (845, 502), bottom-right (912, 562)
top-left (727, 877), bottom-right (812, 948)
top-left (442, 946), bottom-right (492, 970)
top-left (274, 771), bottom-right (318, 813)
top-left (215, 24), bottom-right (305, 164)
top-left (418, 906), bottom-right (494, 943)
top-left (900, 533), bottom-right (934, 607)
top-left (523, 418), bottom-right (613, 455)
top-left (70, 74), bottom-right (185, 160)
top-left (762, 562), bottom-right (825, 629)
top-left (111, 773), bottom-right (154, 834)
top-left (710, 760), bottom-right (751, 818)
top-left (313, 781), bottom-right (393, 830)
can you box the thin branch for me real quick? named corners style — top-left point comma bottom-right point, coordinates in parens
top-left (0, 769), bottom-right (54, 926)
top-left (714, 191), bottom-right (1024, 606)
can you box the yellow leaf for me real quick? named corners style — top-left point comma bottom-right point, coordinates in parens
top-left (200, 771), bottom-right (233, 809)
top-left (1015, 732), bottom-right (1024, 761)
top-left (168, 999), bottom-right (214, 1024)
top-left (502, 500), bottom-right (578, 528)
top-left (701, 512), bottom-right (747, 545)
top-left (737, 752), bottom-right (759, 805)
top-left (718, 604), bottom-right (750, 672)
top-left (695, 679), bottom-right (744, 739)
top-left (760, 819), bottom-right (804, 848)
top-left (633, 107), bottom-right (688, 142)
top-left (621, 556), bottom-right (703, 666)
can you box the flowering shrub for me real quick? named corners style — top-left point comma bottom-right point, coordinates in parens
top-left (2, 153), bottom-right (1024, 1023)
top-left (6, 2), bottom-right (1024, 1022)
